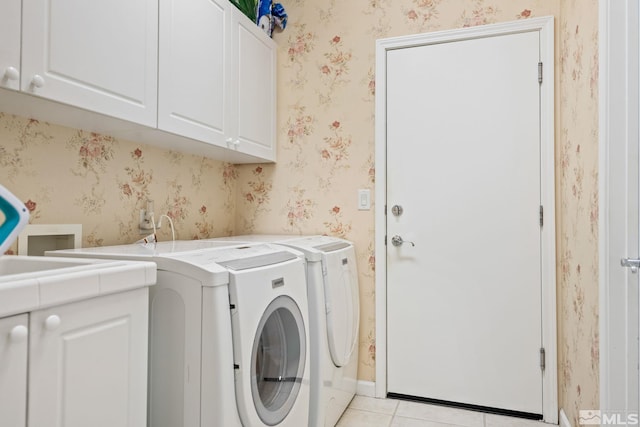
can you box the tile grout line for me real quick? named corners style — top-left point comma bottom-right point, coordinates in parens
top-left (388, 400), bottom-right (399, 427)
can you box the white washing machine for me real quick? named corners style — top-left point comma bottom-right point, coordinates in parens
top-left (207, 235), bottom-right (360, 427)
top-left (48, 241), bottom-right (311, 427)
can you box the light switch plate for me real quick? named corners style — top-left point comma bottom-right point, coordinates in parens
top-left (358, 189), bottom-right (371, 210)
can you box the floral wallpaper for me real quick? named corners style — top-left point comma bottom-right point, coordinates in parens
top-left (557, 1), bottom-right (600, 426)
top-left (0, 113), bottom-right (236, 248)
top-left (0, 0), bottom-right (599, 425)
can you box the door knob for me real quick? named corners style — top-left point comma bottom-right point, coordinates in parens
top-left (391, 205), bottom-right (404, 216)
top-left (30, 74), bottom-right (45, 89)
top-left (4, 66), bottom-right (19, 81)
top-left (44, 314), bottom-right (61, 331)
top-left (10, 325), bottom-right (28, 342)
top-left (391, 235), bottom-right (415, 247)
top-left (621, 258), bottom-right (640, 273)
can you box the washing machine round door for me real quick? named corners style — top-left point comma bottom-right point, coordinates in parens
top-left (251, 295), bottom-right (306, 426)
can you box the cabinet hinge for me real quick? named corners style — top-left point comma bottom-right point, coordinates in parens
top-left (540, 347), bottom-right (546, 371)
top-left (539, 205), bottom-right (544, 227)
top-left (538, 62), bottom-right (543, 84)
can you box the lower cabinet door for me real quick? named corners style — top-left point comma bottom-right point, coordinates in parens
top-left (28, 288), bottom-right (149, 427)
top-left (0, 313), bottom-right (29, 427)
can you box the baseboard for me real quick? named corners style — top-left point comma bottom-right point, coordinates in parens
top-left (356, 380), bottom-right (376, 397)
top-left (559, 409), bottom-right (572, 427)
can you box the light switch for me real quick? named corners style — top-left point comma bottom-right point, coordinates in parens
top-left (358, 189), bottom-right (371, 210)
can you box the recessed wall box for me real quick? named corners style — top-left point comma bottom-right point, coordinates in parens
top-left (18, 224), bottom-right (82, 256)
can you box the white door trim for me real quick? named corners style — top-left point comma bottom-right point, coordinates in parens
top-left (599, 0), bottom-right (639, 416)
top-left (374, 16), bottom-right (557, 423)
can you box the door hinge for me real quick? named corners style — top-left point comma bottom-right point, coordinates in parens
top-left (539, 205), bottom-right (544, 227)
top-left (540, 347), bottom-right (546, 371)
top-left (384, 235), bottom-right (387, 246)
top-left (538, 62), bottom-right (543, 84)
top-left (384, 204), bottom-right (387, 215)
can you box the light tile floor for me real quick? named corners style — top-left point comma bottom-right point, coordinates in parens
top-left (336, 396), bottom-right (553, 427)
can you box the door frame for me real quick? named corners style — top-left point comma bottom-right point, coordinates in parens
top-left (374, 16), bottom-right (557, 423)
top-left (599, 0), bottom-right (639, 417)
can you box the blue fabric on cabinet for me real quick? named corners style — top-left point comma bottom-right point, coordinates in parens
top-left (256, 0), bottom-right (287, 37)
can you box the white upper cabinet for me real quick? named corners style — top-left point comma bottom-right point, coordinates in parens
top-left (0, 0), bottom-right (275, 162)
top-left (0, 0), bottom-right (21, 90)
top-left (159, 0), bottom-right (276, 162)
top-left (158, 0), bottom-right (231, 145)
top-left (21, 0), bottom-right (158, 127)
top-left (230, 7), bottom-right (277, 162)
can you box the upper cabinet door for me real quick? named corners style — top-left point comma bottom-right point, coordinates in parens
top-left (158, 0), bottom-right (231, 146)
top-left (0, 0), bottom-right (21, 90)
top-left (21, 0), bottom-right (158, 127)
top-left (230, 7), bottom-right (277, 162)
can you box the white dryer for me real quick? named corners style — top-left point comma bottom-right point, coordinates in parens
top-left (207, 235), bottom-right (360, 427)
top-left (48, 241), bottom-right (311, 427)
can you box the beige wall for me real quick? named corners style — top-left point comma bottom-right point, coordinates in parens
top-left (0, 0), bottom-right (599, 424)
top-left (0, 112), bottom-right (237, 247)
top-left (558, 0), bottom-right (599, 424)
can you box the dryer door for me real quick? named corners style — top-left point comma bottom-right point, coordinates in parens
top-left (251, 295), bottom-right (306, 426)
top-left (323, 248), bottom-right (360, 367)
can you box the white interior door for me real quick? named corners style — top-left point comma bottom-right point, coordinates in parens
top-left (386, 30), bottom-right (544, 415)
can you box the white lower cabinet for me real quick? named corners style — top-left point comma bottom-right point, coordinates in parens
top-left (0, 288), bottom-right (149, 427)
top-left (0, 313), bottom-right (29, 426)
